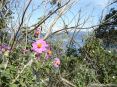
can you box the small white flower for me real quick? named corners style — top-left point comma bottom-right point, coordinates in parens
top-left (108, 50), bottom-right (111, 53)
top-left (84, 58), bottom-right (86, 61)
top-left (112, 76), bottom-right (115, 79)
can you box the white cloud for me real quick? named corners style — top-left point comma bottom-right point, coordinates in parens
top-left (95, 0), bottom-right (109, 8)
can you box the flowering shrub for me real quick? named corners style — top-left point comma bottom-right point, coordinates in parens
top-left (0, 25), bottom-right (117, 87)
top-left (0, 27), bottom-right (62, 87)
top-left (1, 0), bottom-right (117, 86)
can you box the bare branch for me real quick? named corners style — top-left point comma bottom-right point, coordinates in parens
top-left (10, 0), bottom-right (32, 50)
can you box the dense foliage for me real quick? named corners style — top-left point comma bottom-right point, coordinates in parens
top-left (79, 37), bottom-right (117, 84)
top-left (95, 8), bottom-right (117, 47)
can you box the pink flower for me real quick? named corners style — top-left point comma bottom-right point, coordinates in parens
top-left (45, 50), bottom-right (52, 59)
top-left (34, 27), bottom-right (41, 37)
top-left (0, 44), bottom-right (11, 54)
top-left (32, 39), bottom-right (48, 53)
top-left (53, 58), bottom-right (60, 68)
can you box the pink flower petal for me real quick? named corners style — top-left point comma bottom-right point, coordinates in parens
top-left (32, 39), bottom-right (48, 53)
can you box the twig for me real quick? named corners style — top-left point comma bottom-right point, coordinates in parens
top-left (60, 77), bottom-right (76, 87)
top-left (43, 0), bottom-right (71, 39)
top-left (10, 0), bottom-right (32, 50)
top-left (27, 0), bottom-right (70, 34)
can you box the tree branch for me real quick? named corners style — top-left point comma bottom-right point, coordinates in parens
top-left (10, 0), bottom-right (32, 50)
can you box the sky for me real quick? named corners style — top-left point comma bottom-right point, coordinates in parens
top-left (12, 0), bottom-right (117, 32)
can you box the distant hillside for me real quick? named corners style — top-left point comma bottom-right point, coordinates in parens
top-left (48, 31), bottom-right (90, 49)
